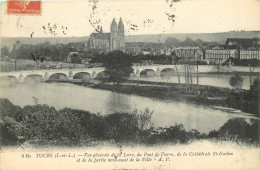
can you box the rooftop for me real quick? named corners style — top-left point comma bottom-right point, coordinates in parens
top-left (90, 32), bottom-right (110, 40)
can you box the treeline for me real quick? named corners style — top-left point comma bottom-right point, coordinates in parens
top-left (125, 42), bottom-right (165, 51)
top-left (90, 53), bottom-right (173, 64)
top-left (125, 37), bottom-right (220, 49)
top-left (0, 98), bottom-right (259, 147)
top-left (9, 42), bottom-right (75, 61)
top-left (165, 37), bottom-right (220, 48)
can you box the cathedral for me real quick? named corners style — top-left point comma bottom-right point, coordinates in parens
top-left (87, 18), bottom-right (125, 51)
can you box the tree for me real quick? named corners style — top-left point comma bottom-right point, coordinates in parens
top-left (229, 73), bottom-right (243, 92)
top-left (181, 37), bottom-right (196, 47)
top-left (194, 39), bottom-right (204, 47)
top-left (250, 78), bottom-right (260, 93)
top-left (170, 51), bottom-right (180, 85)
top-left (165, 37), bottom-right (180, 48)
top-left (1, 47), bottom-right (10, 57)
top-left (102, 50), bottom-right (134, 85)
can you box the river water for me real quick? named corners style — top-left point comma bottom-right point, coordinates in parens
top-left (0, 82), bottom-right (257, 133)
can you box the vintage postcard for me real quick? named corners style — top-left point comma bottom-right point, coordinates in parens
top-left (0, 0), bottom-right (260, 169)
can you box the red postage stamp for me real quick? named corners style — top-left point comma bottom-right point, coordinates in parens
top-left (7, 0), bottom-right (41, 15)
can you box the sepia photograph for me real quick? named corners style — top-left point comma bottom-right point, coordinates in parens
top-left (0, 0), bottom-right (259, 169)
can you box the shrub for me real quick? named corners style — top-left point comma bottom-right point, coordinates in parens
top-left (166, 124), bottom-right (188, 143)
top-left (0, 98), bottom-right (23, 122)
top-left (0, 117), bottom-right (24, 145)
top-left (131, 108), bottom-right (153, 130)
top-left (20, 105), bottom-right (92, 145)
top-left (246, 121), bottom-right (260, 143)
top-left (103, 113), bottom-right (140, 142)
top-left (219, 118), bottom-right (250, 141)
top-left (59, 108), bottom-right (104, 139)
top-left (208, 130), bottom-right (220, 139)
top-left (229, 73), bottom-right (243, 92)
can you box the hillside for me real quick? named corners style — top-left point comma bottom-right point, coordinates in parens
top-left (1, 36), bottom-right (89, 50)
top-left (1, 31), bottom-right (259, 50)
top-left (125, 31), bottom-right (260, 43)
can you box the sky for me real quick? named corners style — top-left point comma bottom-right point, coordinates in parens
top-left (0, 0), bottom-right (260, 37)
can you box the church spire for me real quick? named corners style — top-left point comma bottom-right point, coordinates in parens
top-left (110, 18), bottom-right (118, 33)
top-left (118, 17), bottom-right (124, 34)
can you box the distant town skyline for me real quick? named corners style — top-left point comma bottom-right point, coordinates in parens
top-left (1, 0), bottom-right (260, 38)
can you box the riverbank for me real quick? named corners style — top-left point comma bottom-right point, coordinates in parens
top-left (197, 71), bottom-right (259, 76)
top-left (50, 79), bottom-right (259, 118)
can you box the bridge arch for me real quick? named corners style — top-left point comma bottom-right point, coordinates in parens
top-left (0, 75), bottom-right (18, 83)
top-left (24, 74), bottom-right (43, 83)
top-left (94, 71), bottom-right (107, 79)
top-left (49, 73), bottom-right (68, 81)
top-left (140, 69), bottom-right (156, 77)
top-left (160, 68), bottom-right (175, 76)
top-left (73, 72), bottom-right (92, 80)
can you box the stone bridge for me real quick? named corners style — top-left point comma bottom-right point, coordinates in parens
top-left (0, 65), bottom-right (177, 82)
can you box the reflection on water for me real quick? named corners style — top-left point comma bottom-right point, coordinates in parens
top-left (131, 74), bottom-right (258, 90)
top-left (0, 82), bottom-right (257, 133)
top-left (105, 92), bottom-right (132, 113)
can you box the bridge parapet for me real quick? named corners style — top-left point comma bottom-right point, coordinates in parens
top-left (0, 65), bottom-right (180, 82)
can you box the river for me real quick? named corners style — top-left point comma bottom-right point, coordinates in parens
top-left (0, 82), bottom-right (257, 133)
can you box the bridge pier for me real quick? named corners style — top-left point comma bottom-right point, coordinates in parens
top-left (155, 67), bottom-right (161, 76)
top-left (68, 71), bottom-right (74, 80)
top-left (43, 72), bottom-right (49, 81)
top-left (18, 73), bottom-right (24, 82)
top-left (91, 71), bottom-right (96, 78)
top-left (135, 68), bottom-right (140, 77)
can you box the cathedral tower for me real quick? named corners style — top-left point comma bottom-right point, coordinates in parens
top-left (110, 18), bottom-right (118, 50)
top-left (87, 18), bottom-right (125, 52)
top-left (118, 17), bottom-right (124, 35)
top-left (117, 17), bottom-right (125, 49)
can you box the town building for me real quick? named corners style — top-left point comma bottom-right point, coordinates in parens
top-left (203, 38), bottom-right (260, 64)
top-left (239, 50), bottom-right (260, 60)
top-left (204, 49), bottom-right (238, 64)
top-left (86, 18), bottom-right (125, 52)
top-left (172, 47), bottom-right (203, 61)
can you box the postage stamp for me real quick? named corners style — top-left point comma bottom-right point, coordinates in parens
top-left (7, 0), bottom-right (41, 15)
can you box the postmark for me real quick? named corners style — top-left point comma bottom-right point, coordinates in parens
top-left (7, 0), bottom-right (41, 15)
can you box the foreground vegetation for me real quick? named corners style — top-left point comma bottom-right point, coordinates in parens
top-left (0, 98), bottom-right (259, 147)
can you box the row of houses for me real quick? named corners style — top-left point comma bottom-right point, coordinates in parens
top-left (171, 38), bottom-right (260, 64)
top-left (171, 48), bottom-right (260, 64)
top-left (205, 49), bottom-right (260, 63)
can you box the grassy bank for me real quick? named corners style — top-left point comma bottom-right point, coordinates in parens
top-left (0, 98), bottom-right (259, 147)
